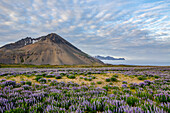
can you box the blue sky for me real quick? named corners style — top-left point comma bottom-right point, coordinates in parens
top-left (0, 0), bottom-right (169, 61)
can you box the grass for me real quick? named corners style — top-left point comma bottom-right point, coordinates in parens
top-left (0, 73), bottom-right (155, 88)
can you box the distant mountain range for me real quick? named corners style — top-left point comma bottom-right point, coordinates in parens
top-left (94, 55), bottom-right (125, 60)
top-left (0, 33), bottom-right (103, 65)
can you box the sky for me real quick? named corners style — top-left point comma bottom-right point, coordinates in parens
top-left (0, 0), bottom-right (170, 62)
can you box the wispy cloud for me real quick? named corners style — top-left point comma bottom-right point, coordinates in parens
top-left (0, 0), bottom-right (169, 61)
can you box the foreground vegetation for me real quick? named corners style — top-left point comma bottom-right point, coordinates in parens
top-left (0, 67), bottom-right (169, 112)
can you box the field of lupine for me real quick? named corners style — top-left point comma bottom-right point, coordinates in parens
top-left (0, 67), bottom-right (169, 113)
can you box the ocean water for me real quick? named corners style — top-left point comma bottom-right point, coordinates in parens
top-left (101, 60), bottom-right (170, 66)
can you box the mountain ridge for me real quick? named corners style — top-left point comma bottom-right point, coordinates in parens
top-left (0, 33), bottom-right (103, 65)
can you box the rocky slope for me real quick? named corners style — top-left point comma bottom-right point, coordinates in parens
top-left (0, 33), bottom-right (103, 65)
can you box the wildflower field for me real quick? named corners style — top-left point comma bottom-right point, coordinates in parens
top-left (0, 66), bottom-right (169, 113)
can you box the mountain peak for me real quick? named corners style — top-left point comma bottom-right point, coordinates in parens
top-left (46, 33), bottom-right (63, 41)
top-left (48, 33), bottom-right (58, 36)
top-left (0, 33), bottom-right (103, 65)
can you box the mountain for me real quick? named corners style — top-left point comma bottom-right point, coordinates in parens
top-left (95, 55), bottom-right (125, 60)
top-left (0, 33), bottom-right (103, 65)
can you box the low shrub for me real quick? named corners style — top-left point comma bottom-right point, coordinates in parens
top-left (137, 76), bottom-right (146, 80)
top-left (56, 75), bottom-right (62, 79)
top-left (79, 76), bottom-right (83, 79)
top-left (81, 82), bottom-right (85, 85)
top-left (109, 82), bottom-right (113, 85)
top-left (105, 78), bottom-right (111, 82)
top-left (92, 76), bottom-right (96, 79)
top-left (90, 82), bottom-right (95, 85)
top-left (122, 81), bottom-right (127, 84)
top-left (103, 85), bottom-right (109, 91)
top-left (38, 78), bottom-right (47, 83)
top-left (60, 73), bottom-right (66, 76)
top-left (68, 75), bottom-right (76, 79)
top-left (154, 75), bottom-right (160, 79)
top-left (35, 76), bottom-right (42, 81)
top-left (25, 81), bottom-right (32, 86)
top-left (97, 81), bottom-right (102, 84)
top-left (88, 75), bottom-right (96, 79)
top-left (20, 81), bottom-right (25, 85)
top-left (46, 74), bottom-right (55, 78)
top-left (123, 89), bottom-right (131, 94)
top-left (88, 77), bottom-right (92, 81)
top-left (84, 77), bottom-right (92, 81)
top-left (129, 83), bottom-right (138, 89)
top-left (113, 75), bottom-right (118, 78)
top-left (111, 77), bottom-right (117, 82)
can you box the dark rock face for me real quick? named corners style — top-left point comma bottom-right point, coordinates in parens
top-left (0, 33), bottom-right (103, 65)
top-left (0, 37), bottom-right (41, 50)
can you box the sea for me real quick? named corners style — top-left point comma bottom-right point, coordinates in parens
top-left (101, 60), bottom-right (170, 66)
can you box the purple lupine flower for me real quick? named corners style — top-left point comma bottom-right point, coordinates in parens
top-left (122, 84), bottom-right (127, 88)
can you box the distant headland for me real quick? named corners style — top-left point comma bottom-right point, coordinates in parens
top-left (94, 55), bottom-right (125, 60)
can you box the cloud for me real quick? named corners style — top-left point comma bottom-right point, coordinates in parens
top-left (0, 0), bottom-right (169, 61)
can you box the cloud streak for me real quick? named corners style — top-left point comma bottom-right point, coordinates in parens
top-left (0, 0), bottom-right (169, 61)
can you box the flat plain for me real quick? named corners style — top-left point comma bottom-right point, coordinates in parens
top-left (0, 66), bottom-right (169, 112)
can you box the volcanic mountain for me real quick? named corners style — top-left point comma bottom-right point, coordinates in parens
top-left (0, 33), bottom-right (103, 65)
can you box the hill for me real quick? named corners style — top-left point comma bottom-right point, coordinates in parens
top-left (0, 33), bottom-right (103, 65)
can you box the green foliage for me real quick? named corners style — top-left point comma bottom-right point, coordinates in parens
top-left (25, 74), bottom-right (31, 77)
top-left (39, 78), bottom-right (47, 83)
top-left (122, 81), bottom-right (127, 84)
top-left (136, 91), bottom-right (153, 100)
top-left (113, 75), bottom-right (118, 78)
top-left (105, 78), bottom-right (111, 82)
top-left (21, 58), bottom-right (24, 63)
top-left (137, 76), bottom-right (146, 80)
top-left (92, 76), bottom-right (96, 79)
top-left (35, 76), bottom-right (42, 81)
top-left (129, 75), bottom-right (135, 78)
top-left (154, 75), bottom-right (160, 79)
top-left (97, 81), bottom-right (102, 84)
top-left (25, 81), bottom-right (32, 86)
top-left (84, 77), bottom-right (88, 81)
top-left (90, 82), bottom-right (95, 85)
top-left (60, 73), bottom-right (66, 76)
top-left (46, 75), bottom-right (54, 78)
top-left (112, 86), bottom-right (119, 90)
top-left (56, 76), bottom-right (62, 79)
top-left (103, 85), bottom-right (109, 91)
top-left (111, 77), bottom-right (117, 82)
top-left (80, 76), bottom-right (83, 79)
top-left (155, 94), bottom-right (170, 103)
top-left (87, 72), bottom-right (92, 74)
top-left (81, 82), bottom-right (85, 85)
top-left (109, 82), bottom-right (113, 85)
top-left (5, 107), bottom-right (26, 113)
top-left (83, 77), bottom-right (92, 81)
top-left (126, 96), bottom-right (139, 106)
top-left (67, 75), bottom-right (76, 79)
top-left (88, 78), bottom-right (92, 81)
top-left (122, 89), bottom-right (131, 94)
